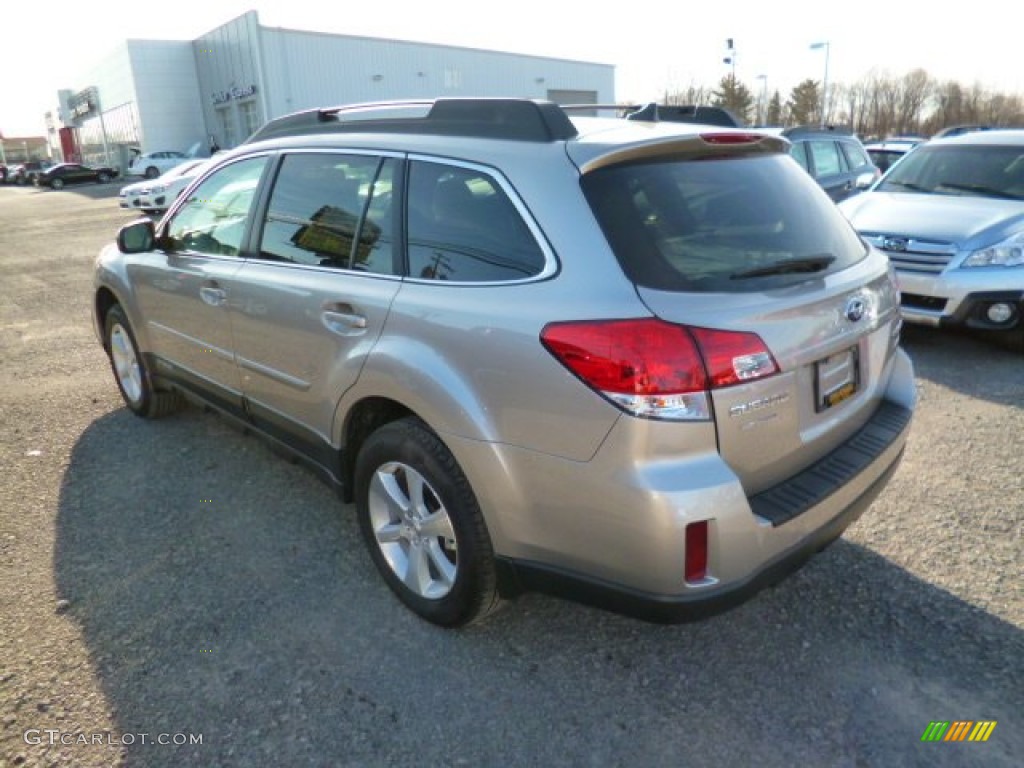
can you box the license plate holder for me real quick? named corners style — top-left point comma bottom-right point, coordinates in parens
top-left (815, 346), bottom-right (859, 412)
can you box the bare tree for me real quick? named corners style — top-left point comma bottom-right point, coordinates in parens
top-left (661, 65), bottom-right (1022, 137)
top-left (895, 69), bottom-right (934, 134)
top-left (664, 84), bottom-right (714, 106)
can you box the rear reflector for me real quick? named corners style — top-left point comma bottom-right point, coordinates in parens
top-left (685, 521), bottom-right (709, 583)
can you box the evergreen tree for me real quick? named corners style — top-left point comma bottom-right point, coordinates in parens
top-left (765, 91), bottom-right (783, 126)
top-left (787, 79), bottom-right (821, 126)
top-left (712, 74), bottom-right (754, 125)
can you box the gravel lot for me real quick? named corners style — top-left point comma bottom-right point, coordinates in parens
top-left (1, 182), bottom-right (1021, 768)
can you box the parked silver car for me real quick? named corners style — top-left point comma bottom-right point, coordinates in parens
top-left (840, 129), bottom-right (1024, 351)
top-left (92, 99), bottom-right (915, 627)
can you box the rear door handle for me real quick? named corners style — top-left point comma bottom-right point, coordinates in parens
top-left (199, 285), bottom-right (227, 307)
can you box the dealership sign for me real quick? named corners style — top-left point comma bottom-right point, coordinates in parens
top-left (69, 87), bottom-right (98, 120)
top-left (212, 84), bottom-right (258, 105)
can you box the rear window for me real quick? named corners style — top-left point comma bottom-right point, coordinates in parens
top-left (581, 154), bottom-right (867, 292)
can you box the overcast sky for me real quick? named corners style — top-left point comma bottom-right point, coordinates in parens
top-left (1, 0), bottom-right (1020, 137)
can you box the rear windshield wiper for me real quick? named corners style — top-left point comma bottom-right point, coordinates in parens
top-left (730, 254), bottom-right (836, 280)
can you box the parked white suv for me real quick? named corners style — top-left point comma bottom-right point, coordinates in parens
top-left (93, 99), bottom-right (915, 627)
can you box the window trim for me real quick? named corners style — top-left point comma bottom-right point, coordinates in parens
top-left (157, 148), bottom-right (559, 285)
top-left (402, 153), bottom-right (558, 286)
top-left (156, 153), bottom-right (273, 261)
top-left (248, 148), bottom-right (405, 278)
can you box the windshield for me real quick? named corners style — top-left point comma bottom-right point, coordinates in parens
top-left (581, 153), bottom-right (867, 292)
top-left (878, 144), bottom-right (1024, 200)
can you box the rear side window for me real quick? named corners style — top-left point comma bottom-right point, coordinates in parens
top-left (581, 154), bottom-right (868, 292)
top-left (808, 140), bottom-right (843, 177)
top-left (788, 141), bottom-right (809, 172)
top-left (406, 161), bottom-right (546, 282)
top-left (259, 153), bottom-right (397, 273)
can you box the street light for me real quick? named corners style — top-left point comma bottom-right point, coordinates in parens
top-left (810, 41), bottom-right (830, 126)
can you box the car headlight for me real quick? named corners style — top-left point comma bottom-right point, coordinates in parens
top-left (962, 231), bottom-right (1024, 267)
top-left (149, 184), bottom-right (167, 194)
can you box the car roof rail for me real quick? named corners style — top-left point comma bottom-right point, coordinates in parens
top-left (244, 98), bottom-right (579, 145)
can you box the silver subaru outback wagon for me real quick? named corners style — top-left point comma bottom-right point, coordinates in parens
top-left (93, 99), bottom-right (915, 627)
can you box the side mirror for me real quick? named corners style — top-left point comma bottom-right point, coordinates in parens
top-left (117, 218), bottom-right (155, 253)
top-left (855, 171), bottom-right (878, 190)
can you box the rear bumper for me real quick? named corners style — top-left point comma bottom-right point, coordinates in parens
top-left (498, 447), bottom-right (904, 623)
top-left (450, 350), bottom-right (915, 622)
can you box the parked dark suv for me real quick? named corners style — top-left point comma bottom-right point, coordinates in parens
top-left (93, 99), bottom-right (914, 627)
top-left (781, 126), bottom-right (880, 202)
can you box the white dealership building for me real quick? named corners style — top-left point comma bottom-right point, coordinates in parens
top-left (51, 10), bottom-right (614, 170)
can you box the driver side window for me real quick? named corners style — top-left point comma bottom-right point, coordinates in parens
top-left (164, 157), bottom-right (268, 257)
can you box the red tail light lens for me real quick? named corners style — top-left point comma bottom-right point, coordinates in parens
top-left (540, 319), bottom-right (706, 394)
top-left (685, 520), bottom-right (709, 583)
top-left (541, 319), bottom-right (710, 420)
top-left (541, 318), bottom-right (778, 421)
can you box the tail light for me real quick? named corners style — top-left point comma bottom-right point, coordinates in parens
top-left (540, 318), bottom-right (778, 421)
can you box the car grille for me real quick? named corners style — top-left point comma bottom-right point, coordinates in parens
top-left (864, 235), bottom-right (957, 274)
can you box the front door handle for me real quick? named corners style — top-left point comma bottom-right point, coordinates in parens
top-left (322, 302), bottom-right (368, 336)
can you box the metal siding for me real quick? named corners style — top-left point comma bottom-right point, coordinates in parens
top-left (127, 41), bottom-right (205, 153)
top-left (254, 27), bottom-right (613, 116)
top-left (194, 11), bottom-right (264, 148)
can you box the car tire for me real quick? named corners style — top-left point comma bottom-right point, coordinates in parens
top-left (98, 172), bottom-right (111, 183)
top-left (50, 178), bottom-right (64, 190)
top-left (144, 166), bottom-right (160, 179)
top-left (354, 417), bottom-right (501, 627)
top-left (104, 304), bottom-right (184, 418)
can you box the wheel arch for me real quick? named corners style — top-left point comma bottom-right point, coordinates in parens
top-left (94, 286), bottom-right (122, 351)
top-left (338, 397), bottom-right (415, 502)
top-left (94, 284), bottom-right (153, 356)
top-left (335, 391), bottom-right (517, 555)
